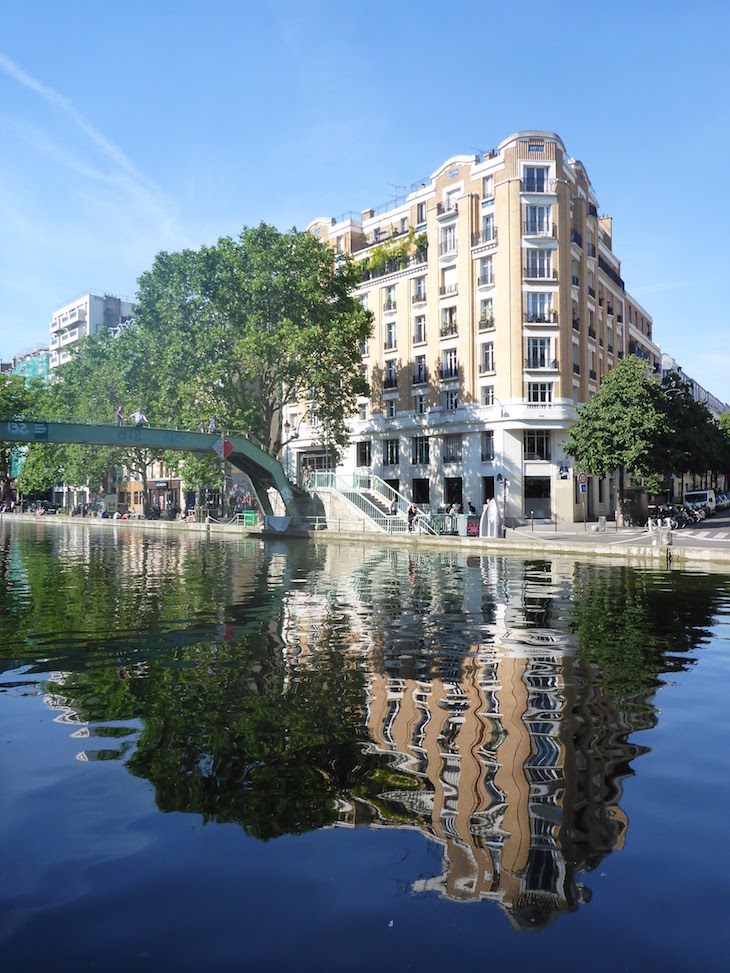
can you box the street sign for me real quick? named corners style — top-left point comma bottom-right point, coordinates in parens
top-left (577, 471), bottom-right (587, 485)
top-left (212, 435), bottom-right (234, 460)
top-left (580, 483), bottom-right (587, 494)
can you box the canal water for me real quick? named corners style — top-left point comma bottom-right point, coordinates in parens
top-left (1, 520), bottom-right (728, 972)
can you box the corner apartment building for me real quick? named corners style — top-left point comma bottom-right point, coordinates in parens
top-left (49, 291), bottom-right (133, 369)
top-left (293, 131), bottom-right (655, 524)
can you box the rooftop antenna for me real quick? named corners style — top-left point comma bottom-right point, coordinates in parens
top-left (387, 182), bottom-right (405, 201)
top-left (470, 145), bottom-right (488, 161)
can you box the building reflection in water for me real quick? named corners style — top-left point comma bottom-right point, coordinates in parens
top-left (284, 548), bottom-right (644, 928)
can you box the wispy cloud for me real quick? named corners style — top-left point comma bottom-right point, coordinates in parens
top-left (0, 52), bottom-right (179, 233)
top-left (630, 280), bottom-right (698, 297)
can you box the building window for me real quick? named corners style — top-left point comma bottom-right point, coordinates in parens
top-left (479, 255), bottom-right (493, 286)
top-left (442, 434), bottom-right (463, 463)
top-left (523, 166), bottom-right (549, 193)
top-left (442, 348), bottom-right (458, 379)
top-left (360, 293), bottom-right (368, 311)
top-left (479, 297), bottom-right (494, 328)
top-left (479, 342), bottom-right (495, 374)
top-left (441, 305), bottom-right (457, 335)
top-left (357, 441), bottom-right (372, 467)
top-left (525, 205), bottom-right (550, 235)
top-left (526, 292), bottom-right (554, 322)
top-left (417, 201), bottom-right (426, 224)
top-left (358, 403), bottom-right (368, 420)
top-left (384, 359), bottom-right (397, 389)
top-left (481, 213), bottom-right (495, 243)
top-left (414, 314), bottom-right (426, 344)
top-left (385, 318), bottom-right (396, 350)
top-left (386, 399), bottom-right (397, 418)
top-left (414, 393), bottom-right (427, 414)
top-left (481, 385), bottom-right (495, 407)
top-left (441, 266), bottom-right (457, 296)
top-left (523, 430), bottom-right (551, 460)
top-left (384, 438), bottom-right (399, 465)
top-left (383, 285), bottom-right (396, 311)
top-left (412, 436), bottom-right (430, 465)
top-left (481, 430), bottom-right (494, 461)
top-left (440, 224), bottom-right (456, 255)
top-left (483, 174), bottom-right (494, 199)
top-left (525, 249), bottom-right (552, 279)
top-left (528, 383), bottom-right (553, 403)
top-left (414, 276), bottom-right (426, 302)
top-left (414, 355), bottom-right (427, 384)
top-left (527, 337), bottom-right (550, 368)
top-left (443, 389), bottom-right (458, 411)
top-left (360, 336), bottom-right (369, 356)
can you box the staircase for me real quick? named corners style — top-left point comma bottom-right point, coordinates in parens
top-left (309, 471), bottom-right (436, 534)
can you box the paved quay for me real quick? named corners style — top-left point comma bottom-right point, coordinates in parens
top-left (7, 512), bottom-right (730, 569)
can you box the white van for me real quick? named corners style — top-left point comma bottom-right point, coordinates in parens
top-left (684, 489), bottom-right (716, 514)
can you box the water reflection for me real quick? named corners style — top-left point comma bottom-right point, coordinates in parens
top-left (1, 523), bottom-right (726, 930)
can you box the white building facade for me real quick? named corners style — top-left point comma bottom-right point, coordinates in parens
top-left (49, 291), bottom-right (132, 369)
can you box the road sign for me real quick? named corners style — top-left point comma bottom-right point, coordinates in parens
top-left (577, 471), bottom-right (587, 485)
top-left (580, 483), bottom-right (587, 494)
top-left (212, 435), bottom-right (234, 460)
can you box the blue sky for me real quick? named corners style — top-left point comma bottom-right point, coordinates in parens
top-left (1, 0), bottom-right (728, 400)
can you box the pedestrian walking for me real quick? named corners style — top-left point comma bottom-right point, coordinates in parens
top-left (407, 502), bottom-right (417, 533)
top-left (208, 417), bottom-right (216, 434)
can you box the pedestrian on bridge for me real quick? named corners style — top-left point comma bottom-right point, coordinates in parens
top-left (208, 417), bottom-right (217, 434)
top-left (131, 409), bottom-right (148, 427)
top-left (115, 405), bottom-right (125, 427)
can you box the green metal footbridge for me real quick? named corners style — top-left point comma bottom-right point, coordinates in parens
top-left (0, 419), bottom-right (303, 527)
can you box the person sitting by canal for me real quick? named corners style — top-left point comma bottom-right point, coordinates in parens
top-left (389, 497), bottom-right (398, 516)
top-left (131, 409), bottom-right (148, 427)
top-left (407, 502), bottom-right (417, 533)
top-left (114, 405), bottom-right (125, 427)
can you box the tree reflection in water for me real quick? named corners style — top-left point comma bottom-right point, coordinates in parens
top-left (2, 526), bottom-right (725, 929)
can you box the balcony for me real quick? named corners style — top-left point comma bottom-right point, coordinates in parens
top-left (439, 283), bottom-right (458, 297)
top-left (524, 267), bottom-right (557, 281)
top-left (67, 307), bottom-right (86, 323)
top-left (413, 331), bottom-right (426, 345)
top-left (436, 201), bottom-right (458, 218)
top-left (570, 229), bottom-right (583, 248)
top-left (607, 305), bottom-right (614, 317)
top-left (524, 451), bottom-right (552, 462)
top-left (477, 273), bottom-right (494, 288)
top-left (617, 313), bottom-right (623, 323)
top-left (412, 293), bottom-right (426, 305)
top-left (49, 336), bottom-right (59, 350)
top-left (50, 320), bottom-right (61, 333)
top-left (524, 222), bottom-right (556, 238)
top-left (478, 362), bottom-right (495, 376)
top-left (572, 362), bottom-right (581, 374)
top-left (589, 369), bottom-right (597, 380)
top-left (520, 178), bottom-right (557, 194)
top-left (383, 375), bottom-right (398, 390)
top-left (588, 203), bottom-right (598, 218)
top-left (412, 371), bottom-right (428, 386)
top-left (479, 315), bottom-right (495, 331)
top-left (471, 228), bottom-right (498, 247)
top-left (440, 366), bottom-right (460, 381)
top-left (587, 242), bottom-right (596, 258)
top-left (572, 317), bottom-right (580, 331)
top-left (439, 243), bottom-right (457, 257)
top-left (607, 343), bottom-right (613, 353)
top-left (572, 275), bottom-right (580, 286)
top-left (440, 322), bottom-right (457, 337)
top-left (383, 338), bottom-right (397, 351)
top-left (525, 309), bottom-right (558, 324)
top-left (525, 358), bottom-right (558, 370)
top-left (382, 300), bottom-right (396, 313)
top-left (588, 326), bottom-right (596, 339)
top-left (588, 285), bottom-right (595, 299)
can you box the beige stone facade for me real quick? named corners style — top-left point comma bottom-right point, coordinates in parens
top-left (295, 131), bottom-right (655, 524)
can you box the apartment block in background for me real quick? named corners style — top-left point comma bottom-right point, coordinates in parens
top-left (49, 291), bottom-right (133, 369)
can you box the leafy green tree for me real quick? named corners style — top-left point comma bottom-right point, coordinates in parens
top-left (134, 223), bottom-right (373, 456)
top-left (565, 356), bottom-right (668, 497)
top-left (658, 372), bottom-right (728, 482)
top-left (0, 374), bottom-right (43, 501)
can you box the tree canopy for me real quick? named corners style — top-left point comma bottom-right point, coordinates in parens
top-left (565, 355), bottom-right (730, 493)
top-left (132, 222), bottom-right (372, 455)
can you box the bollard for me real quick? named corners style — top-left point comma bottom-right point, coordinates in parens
top-left (531, 512), bottom-right (534, 532)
